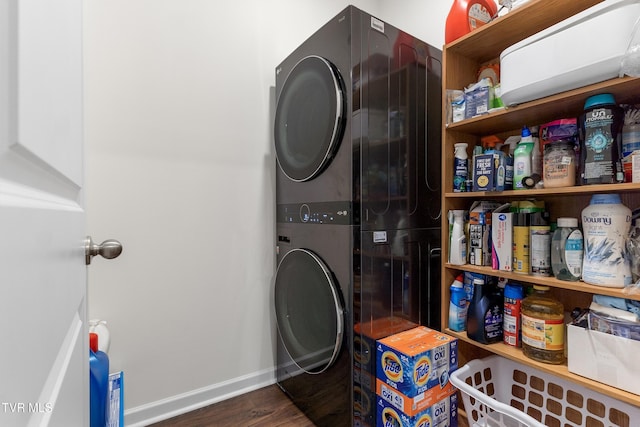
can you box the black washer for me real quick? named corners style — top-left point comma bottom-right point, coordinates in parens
top-left (274, 248), bottom-right (344, 374)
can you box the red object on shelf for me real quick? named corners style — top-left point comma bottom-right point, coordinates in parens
top-left (445, 0), bottom-right (498, 44)
top-left (90, 332), bottom-right (99, 353)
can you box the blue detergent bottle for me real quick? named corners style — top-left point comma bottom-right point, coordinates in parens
top-left (90, 332), bottom-right (109, 427)
top-left (466, 277), bottom-right (503, 344)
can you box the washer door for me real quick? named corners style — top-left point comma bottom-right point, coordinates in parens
top-left (275, 248), bottom-right (344, 374)
top-left (274, 55), bottom-right (345, 182)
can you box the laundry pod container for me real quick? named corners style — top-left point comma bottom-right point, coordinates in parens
top-left (500, 0), bottom-right (640, 106)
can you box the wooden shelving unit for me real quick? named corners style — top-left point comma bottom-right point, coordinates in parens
top-left (440, 0), bottom-right (640, 411)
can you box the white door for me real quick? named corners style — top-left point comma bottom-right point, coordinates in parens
top-left (0, 1), bottom-right (88, 426)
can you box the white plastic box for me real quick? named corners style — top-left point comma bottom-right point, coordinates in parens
top-left (500, 0), bottom-right (640, 106)
top-left (567, 323), bottom-right (640, 395)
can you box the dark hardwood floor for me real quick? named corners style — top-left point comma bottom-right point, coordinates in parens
top-left (148, 385), bottom-right (315, 427)
top-left (148, 384), bottom-right (471, 426)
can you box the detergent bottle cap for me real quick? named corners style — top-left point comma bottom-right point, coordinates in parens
top-left (90, 332), bottom-right (99, 353)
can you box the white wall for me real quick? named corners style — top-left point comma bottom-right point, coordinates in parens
top-left (83, 1), bottom-right (448, 425)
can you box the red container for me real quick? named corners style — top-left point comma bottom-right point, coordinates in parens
top-left (445, 0), bottom-right (497, 44)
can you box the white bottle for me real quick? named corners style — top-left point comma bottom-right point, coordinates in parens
top-left (581, 194), bottom-right (632, 287)
top-left (448, 210), bottom-right (467, 265)
top-left (89, 319), bottom-right (111, 354)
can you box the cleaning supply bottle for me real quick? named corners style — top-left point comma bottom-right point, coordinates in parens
top-left (90, 332), bottom-right (109, 427)
top-left (551, 217), bottom-right (583, 281)
top-left (89, 319), bottom-right (111, 354)
top-left (448, 209), bottom-right (467, 265)
top-left (622, 112), bottom-right (640, 182)
top-left (513, 126), bottom-right (534, 190)
top-left (503, 283), bottom-right (524, 347)
top-left (581, 194), bottom-right (632, 287)
top-left (512, 212), bottom-right (530, 274)
top-left (530, 125), bottom-right (542, 177)
top-left (466, 277), bottom-right (503, 344)
top-left (469, 143), bottom-right (483, 186)
top-left (448, 274), bottom-right (467, 331)
top-left (453, 143), bottom-right (469, 192)
top-left (579, 93), bottom-right (624, 184)
top-left (503, 135), bottom-right (519, 189)
top-left (521, 286), bottom-right (565, 364)
top-left (529, 210), bottom-right (551, 277)
top-left (445, 0), bottom-right (497, 44)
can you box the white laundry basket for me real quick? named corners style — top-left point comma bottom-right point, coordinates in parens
top-left (449, 355), bottom-right (640, 427)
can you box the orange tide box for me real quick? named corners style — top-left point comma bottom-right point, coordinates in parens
top-left (376, 327), bottom-right (458, 400)
top-left (376, 376), bottom-right (456, 416)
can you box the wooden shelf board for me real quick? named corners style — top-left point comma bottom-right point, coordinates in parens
top-left (445, 0), bottom-right (602, 63)
top-left (443, 263), bottom-right (640, 302)
top-left (445, 77), bottom-right (640, 135)
top-left (444, 182), bottom-right (640, 198)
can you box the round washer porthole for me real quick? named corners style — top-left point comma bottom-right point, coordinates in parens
top-left (274, 55), bottom-right (345, 182)
top-left (274, 248), bottom-right (344, 374)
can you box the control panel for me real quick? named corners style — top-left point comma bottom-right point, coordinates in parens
top-left (277, 202), bottom-right (354, 225)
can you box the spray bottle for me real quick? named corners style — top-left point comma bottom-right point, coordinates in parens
top-left (448, 210), bottom-right (467, 265)
top-left (453, 143), bottom-right (469, 192)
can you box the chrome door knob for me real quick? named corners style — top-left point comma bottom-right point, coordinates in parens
top-left (85, 236), bottom-right (123, 265)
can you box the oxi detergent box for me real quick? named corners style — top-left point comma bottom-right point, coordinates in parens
top-left (376, 377), bottom-right (456, 417)
top-left (376, 393), bottom-right (458, 427)
top-left (376, 327), bottom-right (458, 398)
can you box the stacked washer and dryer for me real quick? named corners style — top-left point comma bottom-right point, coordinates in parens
top-left (273, 6), bottom-right (442, 426)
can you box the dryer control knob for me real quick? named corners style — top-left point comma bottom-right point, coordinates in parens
top-left (299, 204), bottom-right (310, 223)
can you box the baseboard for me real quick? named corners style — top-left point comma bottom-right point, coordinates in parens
top-left (124, 367), bottom-right (277, 426)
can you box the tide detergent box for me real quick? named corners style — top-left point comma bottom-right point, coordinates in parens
top-left (376, 376), bottom-right (456, 417)
top-left (376, 393), bottom-right (458, 427)
top-left (376, 327), bottom-right (458, 399)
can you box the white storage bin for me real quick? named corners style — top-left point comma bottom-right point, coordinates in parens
top-left (450, 355), bottom-right (640, 427)
top-left (500, 0), bottom-right (640, 106)
top-left (568, 322), bottom-right (640, 396)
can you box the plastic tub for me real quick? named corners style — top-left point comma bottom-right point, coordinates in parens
top-left (500, 0), bottom-right (640, 106)
top-left (449, 355), bottom-right (640, 427)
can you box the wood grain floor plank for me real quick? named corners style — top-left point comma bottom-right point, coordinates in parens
top-left (148, 385), bottom-right (314, 427)
top-left (148, 384), bottom-right (470, 426)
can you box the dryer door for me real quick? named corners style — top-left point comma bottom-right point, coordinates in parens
top-left (274, 248), bottom-right (344, 374)
top-left (274, 55), bottom-right (345, 182)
